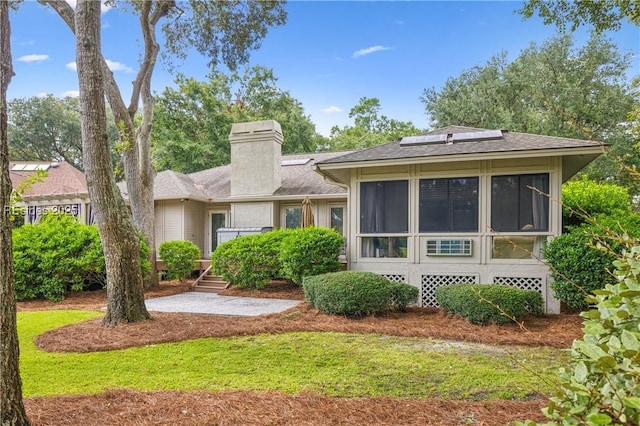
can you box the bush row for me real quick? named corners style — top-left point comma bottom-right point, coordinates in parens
top-left (211, 227), bottom-right (344, 289)
top-left (435, 283), bottom-right (543, 325)
top-left (302, 271), bottom-right (419, 317)
top-left (13, 213), bottom-right (150, 301)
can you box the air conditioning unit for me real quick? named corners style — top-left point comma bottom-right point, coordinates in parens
top-left (426, 239), bottom-right (472, 256)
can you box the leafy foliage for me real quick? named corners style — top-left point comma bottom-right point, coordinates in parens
top-left (326, 97), bottom-right (424, 151)
top-left (421, 34), bottom-right (636, 195)
top-left (518, 246), bottom-right (640, 426)
top-left (303, 271), bottom-right (418, 317)
top-left (158, 240), bottom-right (201, 283)
top-left (435, 284), bottom-right (544, 325)
top-left (543, 214), bottom-right (640, 310)
top-left (519, 0), bottom-right (640, 33)
top-left (561, 178), bottom-right (632, 229)
top-left (211, 230), bottom-right (288, 289)
top-left (13, 213), bottom-right (106, 301)
top-left (152, 67), bottom-right (323, 174)
top-left (279, 227), bottom-right (344, 284)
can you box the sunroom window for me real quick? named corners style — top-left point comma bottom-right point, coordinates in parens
top-left (419, 177), bottom-right (478, 232)
top-left (491, 173), bottom-right (549, 260)
top-left (360, 180), bottom-right (408, 258)
top-left (491, 174), bottom-right (549, 232)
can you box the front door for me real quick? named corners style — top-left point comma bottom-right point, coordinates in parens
top-left (209, 211), bottom-right (227, 256)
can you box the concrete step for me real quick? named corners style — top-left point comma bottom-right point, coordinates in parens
top-left (192, 274), bottom-right (229, 293)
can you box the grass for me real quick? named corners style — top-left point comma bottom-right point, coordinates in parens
top-left (19, 310), bottom-right (569, 400)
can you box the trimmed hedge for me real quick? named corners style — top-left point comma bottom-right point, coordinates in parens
top-left (211, 229), bottom-right (288, 289)
top-left (303, 271), bottom-right (418, 317)
top-left (562, 178), bottom-right (632, 230)
top-left (435, 283), bottom-right (544, 325)
top-left (158, 240), bottom-right (201, 282)
top-left (280, 227), bottom-right (344, 284)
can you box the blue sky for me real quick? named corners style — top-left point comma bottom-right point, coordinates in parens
top-left (8, 1), bottom-right (640, 137)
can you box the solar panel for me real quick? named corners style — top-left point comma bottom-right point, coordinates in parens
top-left (11, 164), bottom-right (26, 171)
top-left (451, 130), bottom-right (503, 142)
top-left (23, 164), bottom-right (39, 171)
top-left (282, 158), bottom-right (311, 166)
top-left (399, 134), bottom-right (447, 146)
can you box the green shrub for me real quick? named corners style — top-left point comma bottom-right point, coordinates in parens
top-left (280, 227), bottom-right (344, 284)
top-left (518, 245), bottom-right (640, 426)
top-left (158, 240), bottom-right (201, 282)
top-left (435, 283), bottom-right (544, 325)
top-left (562, 178), bottom-right (631, 230)
top-left (544, 213), bottom-right (640, 310)
top-left (303, 271), bottom-right (418, 317)
top-left (211, 229), bottom-right (288, 289)
top-left (13, 213), bottom-right (106, 301)
top-left (389, 281), bottom-right (420, 311)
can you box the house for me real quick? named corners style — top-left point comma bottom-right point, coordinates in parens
top-left (128, 119), bottom-right (604, 314)
top-left (126, 120), bottom-right (351, 258)
top-left (314, 125), bottom-right (604, 314)
top-left (9, 161), bottom-right (91, 224)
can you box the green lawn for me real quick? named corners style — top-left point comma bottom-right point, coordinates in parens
top-left (19, 310), bottom-right (568, 400)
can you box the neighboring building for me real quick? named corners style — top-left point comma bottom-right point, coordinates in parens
top-left (314, 125), bottom-right (605, 314)
top-left (9, 161), bottom-right (91, 224)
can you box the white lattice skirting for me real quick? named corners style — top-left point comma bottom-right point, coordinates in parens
top-left (420, 274), bottom-right (544, 307)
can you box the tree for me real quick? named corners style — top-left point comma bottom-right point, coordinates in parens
top-left (152, 66), bottom-right (322, 174)
top-left (75, 0), bottom-right (150, 325)
top-left (0, 0), bottom-right (31, 423)
top-left (422, 34), bottom-right (637, 194)
top-left (520, 0), bottom-right (640, 33)
top-left (327, 97), bottom-right (424, 151)
top-left (7, 95), bottom-right (122, 174)
top-left (38, 0), bottom-right (286, 294)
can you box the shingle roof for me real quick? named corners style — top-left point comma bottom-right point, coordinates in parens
top-left (10, 161), bottom-right (88, 199)
top-left (146, 151), bottom-right (352, 201)
top-left (318, 125), bottom-right (605, 165)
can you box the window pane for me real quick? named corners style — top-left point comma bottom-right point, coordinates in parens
top-left (491, 174), bottom-right (549, 232)
top-left (285, 207), bottom-right (302, 229)
top-left (361, 237), bottom-right (408, 258)
top-left (330, 207), bottom-right (344, 235)
top-left (419, 177), bottom-right (478, 232)
top-left (360, 180), bottom-right (408, 233)
top-left (492, 236), bottom-right (546, 259)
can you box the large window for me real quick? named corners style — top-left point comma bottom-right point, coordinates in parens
top-left (491, 173), bottom-right (549, 232)
top-left (360, 180), bottom-right (408, 233)
top-left (419, 177), bottom-right (478, 232)
top-left (285, 207), bottom-right (302, 229)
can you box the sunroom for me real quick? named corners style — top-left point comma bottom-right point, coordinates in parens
top-left (315, 125), bottom-right (605, 314)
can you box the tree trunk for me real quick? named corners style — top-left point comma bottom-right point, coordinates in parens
top-left (0, 1), bottom-right (31, 424)
top-left (75, 0), bottom-right (150, 325)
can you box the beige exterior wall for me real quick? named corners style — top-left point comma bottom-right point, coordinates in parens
top-left (345, 157), bottom-right (563, 314)
top-left (231, 201), bottom-right (276, 228)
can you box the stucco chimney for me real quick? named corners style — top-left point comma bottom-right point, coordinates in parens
top-left (229, 120), bottom-right (283, 197)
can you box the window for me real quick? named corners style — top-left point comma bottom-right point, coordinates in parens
top-left (491, 174), bottom-right (549, 232)
top-left (419, 177), bottom-right (478, 232)
top-left (361, 237), bottom-right (408, 258)
top-left (360, 180), bottom-right (408, 233)
top-left (330, 206), bottom-right (344, 235)
top-left (285, 207), bottom-right (302, 229)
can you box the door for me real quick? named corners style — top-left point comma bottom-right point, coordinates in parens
top-left (209, 211), bottom-right (228, 256)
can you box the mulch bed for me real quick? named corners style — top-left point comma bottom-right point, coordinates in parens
top-left (19, 280), bottom-right (582, 425)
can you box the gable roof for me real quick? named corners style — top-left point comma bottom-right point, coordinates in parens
top-left (10, 161), bottom-right (88, 200)
top-left (318, 125), bottom-right (605, 165)
top-left (140, 151), bottom-right (352, 202)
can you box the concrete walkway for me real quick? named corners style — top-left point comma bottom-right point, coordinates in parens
top-left (144, 292), bottom-right (300, 316)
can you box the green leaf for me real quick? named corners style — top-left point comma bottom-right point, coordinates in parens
top-left (574, 361), bottom-right (588, 383)
top-left (585, 412), bottom-right (612, 424)
top-left (623, 397), bottom-right (640, 409)
top-left (621, 330), bottom-right (640, 351)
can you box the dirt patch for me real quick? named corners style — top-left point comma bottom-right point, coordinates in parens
top-left (20, 280), bottom-right (580, 425)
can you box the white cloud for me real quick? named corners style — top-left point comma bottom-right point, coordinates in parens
top-left (67, 60), bottom-right (133, 73)
top-left (393, 20), bottom-right (405, 25)
top-left (321, 106), bottom-right (343, 114)
top-left (352, 45), bottom-right (391, 58)
top-left (36, 92), bottom-right (49, 98)
top-left (61, 90), bottom-right (80, 98)
top-left (105, 59), bottom-right (134, 73)
top-left (17, 54), bottom-right (49, 63)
